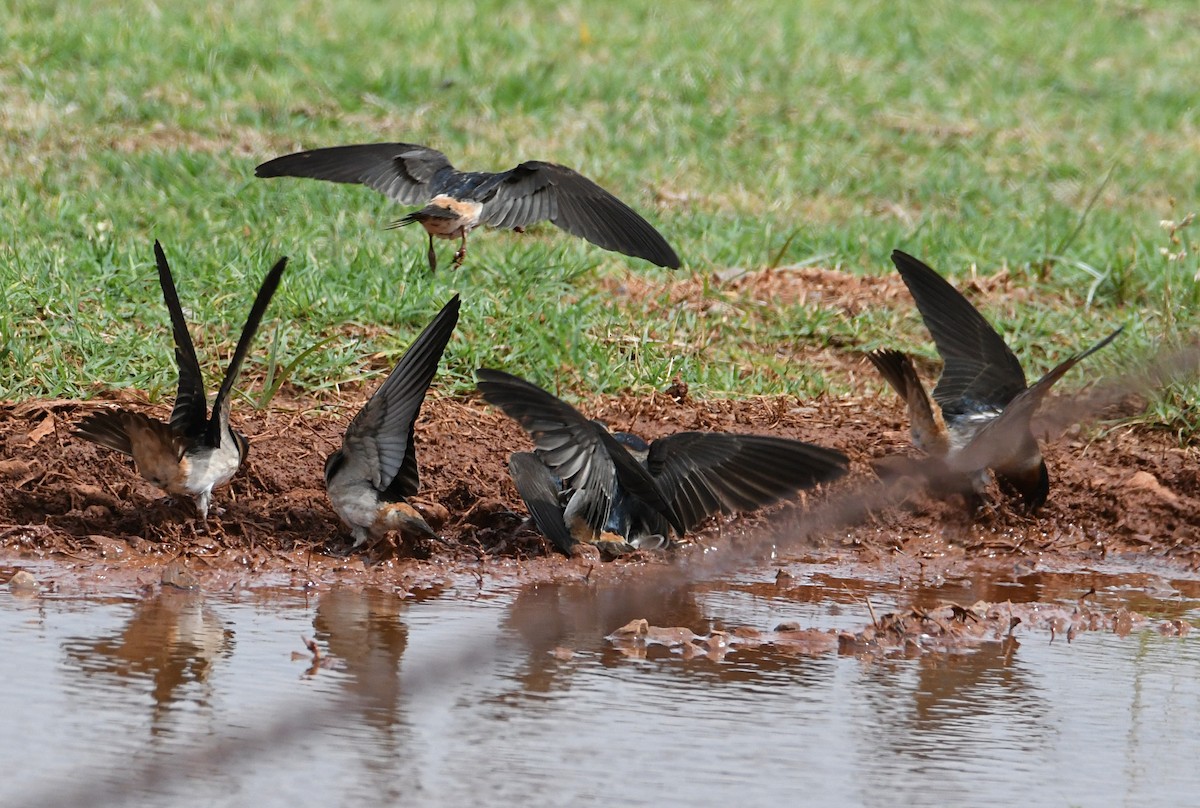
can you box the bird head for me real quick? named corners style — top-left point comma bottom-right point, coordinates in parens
top-left (611, 430), bottom-right (651, 461)
top-left (324, 449), bottom-right (346, 486)
top-left (233, 430), bottom-right (251, 464)
top-left (997, 459), bottom-right (1050, 513)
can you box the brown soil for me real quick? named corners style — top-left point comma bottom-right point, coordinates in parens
top-left (3, 265), bottom-right (1196, 592)
top-left (2, 379), bottom-right (1197, 589)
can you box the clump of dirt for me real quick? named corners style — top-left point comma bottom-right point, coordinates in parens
top-left (2, 372), bottom-right (1198, 586)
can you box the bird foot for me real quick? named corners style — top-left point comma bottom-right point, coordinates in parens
top-left (452, 248), bottom-right (466, 268)
top-left (330, 534), bottom-right (367, 557)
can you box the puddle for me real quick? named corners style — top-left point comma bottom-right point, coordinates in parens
top-left (4, 556), bottom-right (1200, 807)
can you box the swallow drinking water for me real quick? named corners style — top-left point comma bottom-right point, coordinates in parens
top-left (868, 249), bottom-right (1122, 511)
top-left (255, 142), bottom-right (681, 271)
top-left (324, 295), bottom-right (460, 548)
top-left (476, 369), bottom-right (850, 556)
top-left (74, 241), bottom-right (288, 520)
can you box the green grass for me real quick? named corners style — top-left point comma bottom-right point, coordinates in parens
top-left (1, 0), bottom-right (1197, 436)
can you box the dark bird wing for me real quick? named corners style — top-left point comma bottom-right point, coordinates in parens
top-left (154, 241), bottom-right (209, 442)
top-left (206, 255), bottom-right (289, 448)
top-left (382, 423), bottom-right (421, 502)
top-left (255, 143), bottom-right (455, 206)
top-left (508, 452), bottom-right (576, 554)
top-left (890, 250), bottom-right (1027, 414)
top-left (476, 368), bottom-right (685, 536)
top-left (645, 433), bottom-right (850, 532)
top-left (480, 162), bottom-right (680, 268)
top-left (342, 295), bottom-right (460, 497)
top-left (951, 326), bottom-right (1123, 472)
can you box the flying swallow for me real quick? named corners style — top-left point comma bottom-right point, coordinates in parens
top-left (254, 142), bottom-right (681, 272)
top-left (476, 369), bottom-right (850, 556)
top-left (324, 295), bottom-right (460, 548)
top-left (869, 249), bottom-right (1122, 511)
top-left (74, 241), bottom-right (288, 519)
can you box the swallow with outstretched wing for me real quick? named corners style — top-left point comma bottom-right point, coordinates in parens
top-left (869, 249), bottom-right (1122, 511)
top-left (256, 142), bottom-right (680, 271)
top-left (75, 241), bottom-right (287, 519)
top-left (477, 369), bottom-right (850, 556)
top-left (324, 295), bottom-right (460, 548)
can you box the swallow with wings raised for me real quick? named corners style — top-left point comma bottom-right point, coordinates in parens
top-left (74, 241), bottom-right (287, 520)
top-left (867, 249), bottom-right (1122, 511)
top-left (255, 142), bottom-right (681, 272)
top-left (324, 295), bottom-right (460, 548)
top-left (476, 369), bottom-right (850, 556)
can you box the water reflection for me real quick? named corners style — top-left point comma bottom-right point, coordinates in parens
top-left (306, 585), bottom-right (451, 802)
top-left (503, 577), bottom-right (708, 692)
top-left (848, 638), bottom-right (1054, 807)
top-left (63, 589), bottom-right (234, 735)
top-left (4, 558), bottom-right (1200, 807)
top-left (504, 576), bottom-right (846, 691)
top-left (312, 586), bottom-right (411, 718)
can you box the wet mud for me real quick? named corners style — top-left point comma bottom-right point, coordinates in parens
top-left (2, 378), bottom-right (1196, 595)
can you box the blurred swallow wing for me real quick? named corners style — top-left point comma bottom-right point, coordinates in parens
top-left (342, 295), bottom-right (460, 496)
top-left (508, 452), bottom-right (577, 554)
top-left (646, 432), bottom-right (850, 532)
top-left (480, 162), bottom-right (680, 268)
top-left (890, 250), bottom-right (1027, 413)
top-left (950, 326), bottom-right (1123, 472)
top-left (255, 143), bottom-right (455, 206)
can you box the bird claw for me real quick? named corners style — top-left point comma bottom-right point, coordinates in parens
top-left (452, 248), bottom-right (466, 267)
top-left (330, 534), bottom-right (366, 557)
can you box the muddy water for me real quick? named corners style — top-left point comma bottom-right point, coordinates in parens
top-left (4, 557), bottom-right (1200, 807)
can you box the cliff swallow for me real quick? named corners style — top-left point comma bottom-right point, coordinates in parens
top-left (255, 142), bottom-right (681, 271)
top-left (476, 369), bottom-right (850, 555)
top-left (324, 295), bottom-right (460, 548)
top-left (870, 249), bottom-right (1122, 511)
top-left (74, 241), bottom-right (288, 519)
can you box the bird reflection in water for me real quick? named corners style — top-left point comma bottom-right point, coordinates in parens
top-left (63, 588), bottom-right (234, 735)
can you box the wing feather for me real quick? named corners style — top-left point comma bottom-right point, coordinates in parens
top-left (476, 369), bottom-right (684, 537)
top-left (341, 295), bottom-right (460, 496)
top-left (950, 326), bottom-right (1123, 473)
top-left (508, 452), bottom-right (577, 555)
top-left (206, 255), bottom-right (289, 447)
top-left (647, 433), bottom-right (850, 532)
top-left (153, 241), bottom-right (208, 441)
top-left (480, 162), bottom-right (680, 267)
top-left (890, 250), bottom-right (1027, 414)
top-left (255, 143), bottom-right (455, 206)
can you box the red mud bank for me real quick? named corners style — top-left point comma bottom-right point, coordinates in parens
top-left (1, 387), bottom-right (1198, 590)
